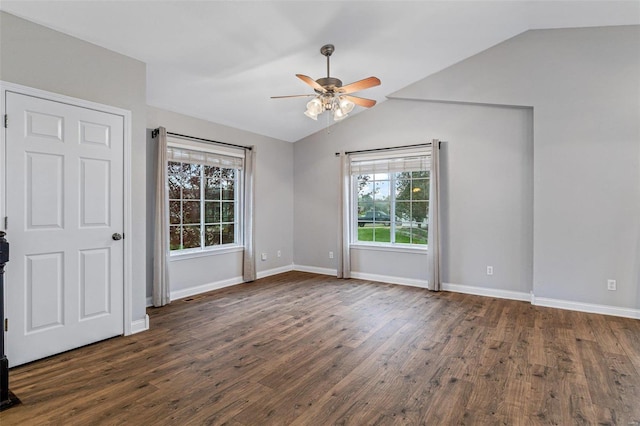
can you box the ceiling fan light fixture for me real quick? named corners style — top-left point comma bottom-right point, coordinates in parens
top-left (338, 96), bottom-right (355, 114)
top-left (333, 108), bottom-right (348, 121)
top-left (306, 98), bottom-right (323, 115)
top-left (273, 44), bottom-right (380, 122)
top-left (304, 109), bottom-right (319, 120)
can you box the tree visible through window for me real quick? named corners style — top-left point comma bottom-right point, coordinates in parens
top-left (353, 154), bottom-right (429, 246)
top-left (168, 146), bottom-right (242, 252)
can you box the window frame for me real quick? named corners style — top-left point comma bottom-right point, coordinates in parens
top-left (167, 138), bottom-right (245, 258)
top-left (349, 149), bottom-right (430, 250)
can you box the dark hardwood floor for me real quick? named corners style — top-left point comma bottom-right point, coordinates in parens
top-left (2, 271), bottom-right (639, 425)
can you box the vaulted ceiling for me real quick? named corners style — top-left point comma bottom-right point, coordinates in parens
top-left (1, 1), bottom-right (638, 142)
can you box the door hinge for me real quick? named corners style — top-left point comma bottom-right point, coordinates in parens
top-left (3, 216), bottom-right (7, 230)
top-left (3, 114), bottom-right (7, 128)
top-left (4, 318), bottom-right (7, 332)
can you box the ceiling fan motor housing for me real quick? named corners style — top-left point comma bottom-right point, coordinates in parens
top-left (315, 77), bottom-right (342, 93)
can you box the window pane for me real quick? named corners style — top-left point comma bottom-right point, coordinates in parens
top-left (222, 202), bottom-right (234, 222)
top-left (221, 224), bottom-right (234, 244)
top-left (222, 179), bottom-right (235, 200)
top-left (372, 226), bottom-right (391, 243)
top-left (182, 163), bottom-right (201, 199)
top-left (169, 201), bottom-right (181, 225)
top-left (357, 226), bottom-right (374, 242)
top-left (222, 168), bottom-right (235, 180)
top-left (204, 201), bottom-right (220, 223)
top-left (412, 179), bottom-right (428, 200)
top-left (373, 203), bottom-right (390, 224)
top-left (411, 223), bottom-right (428, 245)
top-left (413, 201), bottom-right (428, 225)
top-left (395, 178), bottom-right (412, 201)
top-left (170, 226), bottom-right (181, 250)
top-left (204, 165), bottom-right (219, 179)
top-left (205, 225), bottom-right (221, 246)
top-left (205, 178), bottom-right (221, 200)
top-left (358, 179), bottom-right (374, 199)
top-left (395, 201), bottom-right (411, 221)
top-left (168, 162), bottom-right (183, 199)
top-left (374, 180), bottom-right (390, 201)
top-left (182, 201), bottom-right (201, 224)
top-left (182, 225), bottom-right (201, 249)
top-left (394, 226), bottom-right (412, 244)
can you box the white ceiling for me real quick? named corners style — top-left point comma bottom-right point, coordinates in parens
top-left (1, 1), bottom-right (639, 142)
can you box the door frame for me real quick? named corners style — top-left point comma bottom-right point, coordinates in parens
top-left (0, 81), bottom-right (135, 336)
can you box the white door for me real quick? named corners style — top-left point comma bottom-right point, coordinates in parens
top-left (5, 91), bottom-right (124, 366)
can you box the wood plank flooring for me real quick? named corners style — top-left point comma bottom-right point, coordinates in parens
top-left (2, 271), bottom-right (639, 425)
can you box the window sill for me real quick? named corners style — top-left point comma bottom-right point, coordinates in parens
top-left (170, 245), bottom-right (244, 261)
top-left (350, 243), bottom-right (427, 255)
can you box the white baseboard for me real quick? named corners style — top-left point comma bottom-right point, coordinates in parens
top-left (442, 283), bottom-right (531, 302)
top-left (130, 314), bottom-right (149, 334)
top-left (147, 265), bottom-right (296, 306)
top-left (351, 271), bottom-right (428, 288)
top-left (146, 268), bottom-right (640, 321)
top-left (257, 264), bottom-right (294, 279)
top-left (170, 276), bottom-right (244, 301)
top-left (533, 296), bottom-right (640, 320)
top-left (293, 264), bottom-right (337, 276)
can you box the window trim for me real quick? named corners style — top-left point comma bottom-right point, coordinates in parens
top-left (167, 137), bottom-right (245, 254)
top-left (350, 148), bottom-right (430, 248)
top-left (169, 244), bottom-right (244, 261)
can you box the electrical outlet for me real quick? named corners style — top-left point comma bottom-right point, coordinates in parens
top-left (486, 266), bottom-right (494, 276)
top-left (607, 279), bottom-right (616, 291)
top-left (277, 250), bottom-right (281, 258)
top-left (329, 251), bottom-right (334, 259)
top-left (261, 253), bottom-right (267, 261)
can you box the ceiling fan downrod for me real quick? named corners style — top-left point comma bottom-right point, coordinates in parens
top-left (320, 44), bottom-right (334, 78)
top-left (316, 44), bottom-right (342, 92)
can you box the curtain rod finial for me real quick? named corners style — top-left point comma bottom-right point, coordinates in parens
top-left (151, 128), bottom-right (159, 138)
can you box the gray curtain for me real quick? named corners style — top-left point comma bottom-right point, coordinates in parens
top-left (243, 147), bottom-right (256, 282)
top-left (427, 139), bottom-right (441, 291)
top-left (153, 127), bottom-right (171, 306)
top-left (337, 152), bottom-right (351, 278)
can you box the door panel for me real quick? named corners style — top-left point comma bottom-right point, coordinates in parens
top-left (6, 91), bottom-right (124, 366)
top-left (80, 158), bottom-right (111, 227)
top-left (25, 252), bottom-right (64, 332)
top-left (26, 152), bottom-right (64, 229)
top-left (79, 248), bottom-right (111, 319)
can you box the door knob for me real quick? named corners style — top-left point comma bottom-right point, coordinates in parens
top-left (112, 233), bottom-right (123, 241)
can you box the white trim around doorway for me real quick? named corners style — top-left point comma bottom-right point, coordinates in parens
top-left (0, 80), bottom-right (140, 336)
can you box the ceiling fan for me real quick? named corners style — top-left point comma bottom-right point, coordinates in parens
top-left (271, 44), bottom-right (381, 121)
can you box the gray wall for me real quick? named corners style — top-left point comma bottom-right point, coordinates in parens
top-left (294, 100), bottom-right (534, 293)
top-left (0, 11), bottom-right (148, 322)
top-left (393, 25), bottom-right (640, 309)
top-left (146, 107), bottom-right (294, 297)
top-left (295, 25), bottom-right (640, 311)
top-left (3, 10), bottom-right (636, 316)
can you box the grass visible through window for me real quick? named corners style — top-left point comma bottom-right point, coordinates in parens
top-left (357, 225), bottom-right (427, 245)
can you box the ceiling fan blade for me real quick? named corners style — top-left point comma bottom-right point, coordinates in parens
top-left (296, 74), bottom-right (326, 93)
top-left (344, 95), bottom-right (377, 108)
top-left (271, 94), bottom-right (316, 99)
top-left (338, 76), bottom-right (381, 94)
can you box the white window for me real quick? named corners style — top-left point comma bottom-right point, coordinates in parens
top-left (167, 142), bottom-right (244, 253)
top-left (351, 150), bottom-right (430, 247)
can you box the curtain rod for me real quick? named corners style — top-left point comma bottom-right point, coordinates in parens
top-left (151, 128), bottom-right (252, 151)
top-left (334, 142), bottom-right (435, 157)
